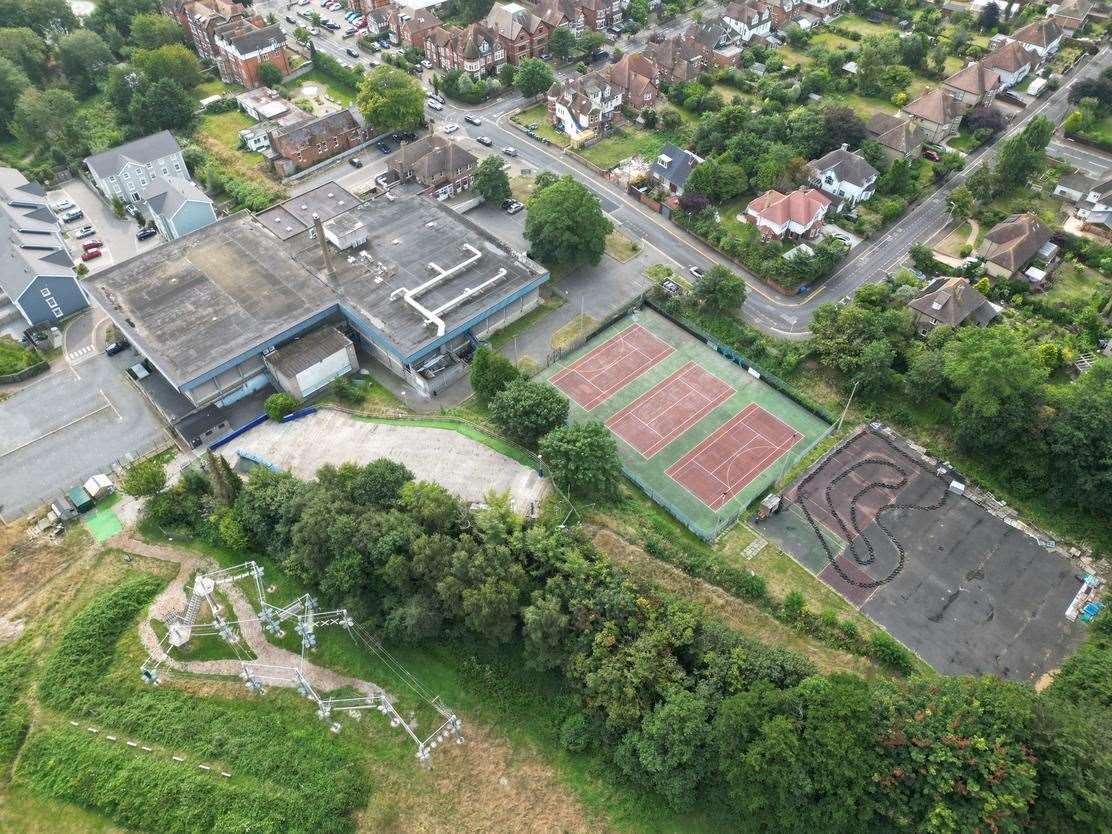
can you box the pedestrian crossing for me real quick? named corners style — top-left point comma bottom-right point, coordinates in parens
top-left (68, 344), bottom-right (95, 363)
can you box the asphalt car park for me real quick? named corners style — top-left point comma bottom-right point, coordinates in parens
top-left (48, 179), bottom-right (161, 273)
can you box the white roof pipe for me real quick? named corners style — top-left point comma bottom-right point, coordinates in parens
top-left (389, 243), bottom-right (482, 301)
top-left (430, 269), bottom-right (507, 318)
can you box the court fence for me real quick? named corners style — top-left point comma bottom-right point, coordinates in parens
top-left (543, 292), bottom-right (648, 369)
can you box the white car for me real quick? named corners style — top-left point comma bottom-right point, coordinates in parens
top-left (309, 26), bottom-right (320, 35)
top-left (689, 266), bottom-right (705, 279)
top-left (52, 198), bottom-right (75, 212)
top-left (502, 146), bottom-right (517, 156)
top-left (421, 59), bottom-right (432, 69)
top-left (426, 99), bottom-right (443, 111)
top-left (443, 123), bottom-right (459, 134)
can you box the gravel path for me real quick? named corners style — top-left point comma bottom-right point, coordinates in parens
top-left (114, 533), bottom-right (385, 698)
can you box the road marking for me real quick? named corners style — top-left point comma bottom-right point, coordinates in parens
top-left (0, 403), bottom-right (112, 459)
top-left (68, 345), bottom-right (94, 362)
top-left (101, 388), bottom-right (123, 422)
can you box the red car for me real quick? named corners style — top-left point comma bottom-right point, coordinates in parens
top-left (922, 148), bottom-right (940, 161)
top-left (82, 239), bottom-right (103, 251)
top-left (80, 247), bottom-right (102, 262)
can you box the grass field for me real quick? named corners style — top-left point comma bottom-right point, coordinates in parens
top-left (539, 308), bottom-right (831, 537)
top-left (510, 104), bottom-right (569, 147)
top-left (294, 69), bottom-right (359, 105)
top-left (0, 337), bottom-right (38, 376)
top-left (577, 126), bottom-right (671, 170)
top-left (605, 230), bottom-right (640, 262)
top-left (1044, 261), bottom-right (1112, 305)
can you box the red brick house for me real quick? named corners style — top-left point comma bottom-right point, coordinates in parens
top-left (483, 2), bottom-right (552, 64)
top-left (267, 108), bottom-right (368, 177)
top-left (536, 0), bottom-right (582, 33)
top-left (599, 53), bottom-right (660, 107)
top-left (388, 6), bottom-right (442, 49)
top-left (213, 19), bottom-right (288, 87)
top-left (578, 0), bottom-right (622, 30)
top-left (641, 33), bottom-right (705, 83)
top-left (425, 23), bottom-right (506, 76)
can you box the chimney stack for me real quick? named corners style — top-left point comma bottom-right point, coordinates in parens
top-left (312, 213), bottom-right (333, 276)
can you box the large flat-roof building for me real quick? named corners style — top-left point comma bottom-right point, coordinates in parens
top-left (88, 184), bottom-right (548, 410)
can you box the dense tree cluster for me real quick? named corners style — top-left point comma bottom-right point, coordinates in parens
top-left (140, 457), bottom-right (1112, 832)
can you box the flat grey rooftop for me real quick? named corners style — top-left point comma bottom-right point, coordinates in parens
top-left (89, 212), bottom-right (333, 387)
top-left (89, 190), bottom-right (546, 387)
top-left (256, 182), bottom-right (359, 240)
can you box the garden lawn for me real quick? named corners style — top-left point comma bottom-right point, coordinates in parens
top-left (577, 127), bottom-right (675, 170)
top-left (1043, 261), bottom-right (1112, 305)
top-left (510, 103), bottom-right (569, 147)
top-left (197, 110), bottom-right (265, 168)
top-left (604, 230), bottom-right (639, 262)
top-left (811, 31), bottom-right (856, 51)
top-left (0, 337), bottom-right (38, 376)
top-left (297, 68), bottom-right (358, 104)
top-left (935, 222), bottom-right (972, 257)
top-left (947, 130), bottom-right (979, 152)
top-left (777, 45), bottom-right (813, 67)
top-left (829, 92), bottom-right (897, 119)
top-left (191, 78), bottom-right (244, 103)
top-left (836, 14), bottom-right (893, 37)
top-left (1079, 113), bottom-right (1112, 146)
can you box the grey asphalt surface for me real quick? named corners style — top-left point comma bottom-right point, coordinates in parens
top-left (48, 178), bottom-right (162, 276)
top-left (1048, 135), bottom-right (1112, 176)
top-left (0, 336), bottom-right (168, 522)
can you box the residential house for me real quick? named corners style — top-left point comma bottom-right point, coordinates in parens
top-left (170, 0), bottom-right (286, 86)
top-left (907, 276), bottom-right (998, 335)
top-left (349, 0), bottom-right (391, 14)
top-left (763, 0), bottom-right (801, 29)
top-left (745, 187), bottom-right (831, 239)
top-left (1077, 174), bottom-right (1112, 219)
top-left (212, 18), bottom-right (288, 87)
top-left (0, 167), bottom-right (89, 327)
top-left (1053, 170), bottom-right (1097, 202)
top-left (425, 23), bottom-right (505, 76)
top-left (642, 33), bottom-right (705, 83)
top-left (1050, 0), bottom-right (1093, 35)
top-left (536, 0), bottom-right (584, 33)
top-left (266, 107), bottom-right (369, 176)
top-left (943, 60), bottom-right (1001, 109)
top-left (599, 52), bottom-right (660, 107)
top-left (85, 131), bottom-right (192, 205)
top-left (483, 2), bottom-right (551, 64)
top-left (236, 88), bottom-right (313, 152)
top-left (722, 0), bottom-right (772, 44)
top-left (650, 143), bottom-right (702, 195)
top-left (982, 40), bottom-right (1036, 90)
top-left (800, 0), bottom-right (842, 24)
top-left (1008, 19), bottom-right (1064, 61)
top-left (388, 6), bottom-right (441, 49)
top-left (807, 144), bottom-right (878, 208)
top-left (977, 212), bottom-right (1054, 279)
top-left (865, 112), bottom-right (925, 162)
top-left (578, 0), bottom-right (622, 31)
top-left (385, 135), bottom-right (478, 196)
top-left (900, 88), bottom-right (963, 143)
top-left (138, 176), bottom-right (218, 240)
top-left (547, 73), bottom-right (622, 140)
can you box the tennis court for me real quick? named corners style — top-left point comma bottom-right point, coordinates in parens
top-left (550, 324), bottom-right (673, 410)
top-left (539, 308), bottom-right (831, 537)
top-left (666, 404), bottom-right (803, 511)
top-left (606, 362), bottom-right (734, 458)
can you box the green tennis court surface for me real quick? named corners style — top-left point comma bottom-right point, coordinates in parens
top-left (540, 308), bottom-right (831, 538)
top-left (84, 506), bottom-right (123, 542)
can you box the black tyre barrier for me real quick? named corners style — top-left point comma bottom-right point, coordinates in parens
top-left (796, 431), bottom-right (949, 589)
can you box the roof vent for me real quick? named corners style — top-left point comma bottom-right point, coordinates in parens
top-left (300, 204), bottom-right (307, 210)
top-left (327, 192), bottom-right (334, 198)
top-left (392, 238), bottom-right (400, 245)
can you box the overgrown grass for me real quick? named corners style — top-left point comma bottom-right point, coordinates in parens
top-left (0, 337), bottom-right (39, 376)
top-left (353, 414), bottom-right (540, 469)
top-left (510, 104), bottom-right (569, 147)
top-left (577, 127), bottom-right (673, 170)
top-left (0, 644), bottom-right (33, 767)
top-left (292, 69), bottom-right (358, 105)
top-left (489, 294), bottom-right (566, 348)
top-left (605, 230), bottom-right (640, 262)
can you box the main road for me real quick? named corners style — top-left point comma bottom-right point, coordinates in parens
top-left (276, 8), bottom-right (1110, 337)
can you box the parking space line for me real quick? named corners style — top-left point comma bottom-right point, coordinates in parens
top-left (0, 403), bottom-right (111, 460)
top-left (101, 388), bottom-right (123, 422)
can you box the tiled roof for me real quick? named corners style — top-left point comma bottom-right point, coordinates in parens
top-left (747, 187), bottom-right (830, 227)
top-left (1011, 18), bottom-right (1064, 48)
top-left (901, 88), bottom-right (963, 126)
top-left (270, 108), bottom-right (359, 148)
top-left (983, 40), bottom-right (1036, 74)
top-left (907, 276), bottom-right (992, 326)
top-left (944, 60), bottom-right (1001, 97)
top-left (977, 212), bottom-right (1053, 272)
top-left (651, 143), bottom-right (700, 188)
top-left (866, 112), bottom-right (925, 155)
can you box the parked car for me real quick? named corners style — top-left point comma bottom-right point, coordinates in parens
top-left (80, 247), bottom-right (102, 261)
top-left (922, 147), bottom-right (940, 161)
top-left (324, 20), bottom-right (340, 30)
top-left (61, 208), bottom-right (84, 222)
top-left (346, 46), bottom-right (359, 57)
top-left (464, 115), bottom-right (481, 126)
top-left (376, 140), bottom-right (392, 154)
top-left (428, 92), bottom-right (445, 104)
top-left (349, 157), bottom-right (364, 168)
top-left (443, 122), bottom-right (459, 134)
top-left (286, 14), bottom-right (296, 23)
top-left (52, 198), bottom-right (75, 212)
top-left (502, 146), bottom-right (517, 156)
top-left (477, 135), bottom-right (493, 146)
top-left (392, 131), bottom-right (416, 142)
top-left (504, 200), bottom-right (523, 215)
top-left (136, 226), bottom-right (157, 241)
top-left (426, 99), bottom-right (443, 111)
top-left (81, 239), bottom-right (103, 251)
top-left (342, 27), bottom-right (355, 37)
top-left (104, 338), bottom-right (129, 356)
top-left (689, 266), bottom-right (705, 279)
top-left (74, 225), bottom-right (96, 239)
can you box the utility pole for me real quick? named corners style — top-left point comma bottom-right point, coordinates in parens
top-left (836, 380), bottom-right (860, 434)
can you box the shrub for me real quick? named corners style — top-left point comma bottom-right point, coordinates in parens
top-left (560, 712), bottom-right (592, 752)
top-left (869, 630), bottom-right (915, 674)
top-left (264, 392), bottom-right (298, 421)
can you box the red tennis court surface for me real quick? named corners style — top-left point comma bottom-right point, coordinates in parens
top-left (606, 362), bottom-right (734, 458)
top-left (550, 324), bottom-right (673, 410)
top-left (667, 403), bottom-right (803, 511)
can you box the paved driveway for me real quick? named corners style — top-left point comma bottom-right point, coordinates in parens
top-left (48, 178), bottom-right (162, 275)
top-left (0, 344), bottom-right (168, 522)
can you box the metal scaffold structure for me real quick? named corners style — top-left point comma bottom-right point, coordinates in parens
top-left (141, 561), bottom-right (464, 766)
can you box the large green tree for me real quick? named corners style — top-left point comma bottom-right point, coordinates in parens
top-left (356, 65), bottom-right (425, 132)
top-left (130, 77), bottom-right (193, 133)
top-left (513, 57), bottom-right (554, 98)
top-left (488, 378), bottom-right (569, 448)
top-left (132, 43), bottom-right (203, 89)
top-left (473, 155), bottom-right (511, 204)
top-left (538, 421), bottom-right (621, 497)
top-left (0, 55), bottom-right (29, 133)
top-left (11, 86), bottom-right (79, 152)
top-left (127, 12), bottom-right (183, 49)
top-left (469, 344), bottom-right (521, 402)
top-left (0, 26), bottom-right (47, 81)
top-left (549, 25), bottom-right (576, 61)
top-left (692, 264), bottom-right (747, 313)
top-left (1047, 358), bottom-right (1112, 515)
top-left (524, 175), bottom-right (612, 268)
top-left (58, 29), bottom-right (113, 97)
top-left (120, 457), bottom-right (167, 497)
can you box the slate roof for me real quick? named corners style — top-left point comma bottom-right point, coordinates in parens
top-left (270, 108), bottom-right (360, 149)
top-left (651, 143), bottom-right (701, 189)
top-left (808, 146), bottom-right (878, 188)
top-left (1056, 171), bottom-right (1097, 194)
top-left (84, 131), bottom-right (183, 180)
top-left (215, 18), bottom-right (284, 54)
top-left (907, 276), bottom-right (995, 327)
top-left (599, 53), bottom-right (659, 100)
top-left (141, 176), bottom-right (213, 219)
top-left (484, 2), bottom-right (545, 38)
top-left (978, 212), bottom-right (1053, 273)
top-left (944, 60), bottom-right (1001, 97)
top-left (724, 0), bottom-right (767, 27)
top-left (386, 135), bottom-right (477, 185)
top-left (0, 166), bottom-right (73, 301)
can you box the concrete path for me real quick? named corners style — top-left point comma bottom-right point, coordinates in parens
top-left (115, 533), bottom-right (385, 698)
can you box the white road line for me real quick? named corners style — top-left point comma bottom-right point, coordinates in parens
top-left (101, 388), bottom-right (123, 422)
top-left (0, 403), bottom-right (112, 459)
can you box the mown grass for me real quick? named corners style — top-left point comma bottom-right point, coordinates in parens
top-left (605, 230), bottom-right (640, 262)
top-left (577, 127), bottom-right (671, 170)
top-left (489, 294), bottom-right (566, 348)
